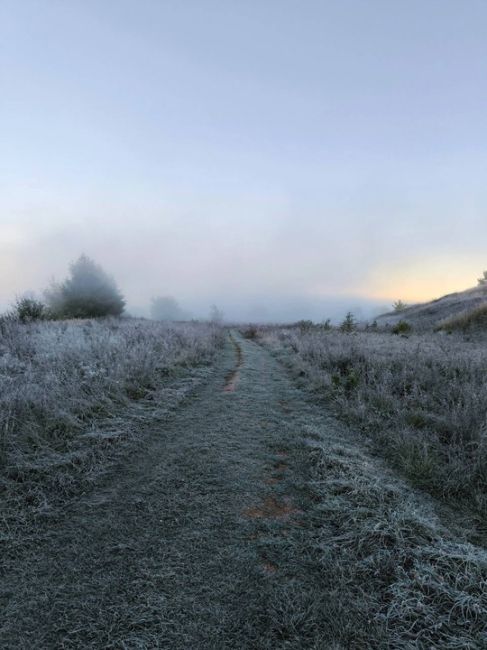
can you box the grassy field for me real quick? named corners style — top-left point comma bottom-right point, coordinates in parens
top-left (252, 325), bottom-right (487, 535)
top-left (0, 317), bottom-right (224, 505)
top-left (1, 321), bottom-right (486, 648)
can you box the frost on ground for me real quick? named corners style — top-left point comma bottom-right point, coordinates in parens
top-left (0, 317), bottom-right (224, 504)
top-left (256, 325), bottom-right (487, 535)
top-left (0, 329), bottom-right (486, 648)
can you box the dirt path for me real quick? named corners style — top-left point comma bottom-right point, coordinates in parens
top-left (2, 333), bottom-right (485, 649)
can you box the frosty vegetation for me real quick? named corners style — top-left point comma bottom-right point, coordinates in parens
top-left (0, 317), bottom-right (224, 493)
top-left (255, 325), bottom-right (487, 527)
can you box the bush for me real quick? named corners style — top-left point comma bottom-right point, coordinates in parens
top-left (13, 297), bottom-right (48, 323)
top-left (392, 320), bottom-right (412, 335)
top-left (242, 325), bottom-right (258, 339)
top-left (46, 255), bottom-right (125, 319)
top-left (296, 319), bottom-right (314, 332)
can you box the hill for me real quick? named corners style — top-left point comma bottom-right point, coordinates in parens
top-left (376, 283), bottom-right (487, 330)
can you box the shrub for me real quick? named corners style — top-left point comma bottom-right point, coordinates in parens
top-left (46, 255), bottom-right (125, 319)
top-left (296, 319), bottom-right (314, 332)
top-left (392, 320), bottom-right (412, 335)
top-left (14, 297), bottom-right (48, 323)
top-left (242, 325), bottom-right (258, 339)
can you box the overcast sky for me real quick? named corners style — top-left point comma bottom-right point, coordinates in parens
top-left (1, 0), bottom-right (486, 320)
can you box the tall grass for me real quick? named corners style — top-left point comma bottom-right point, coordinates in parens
top-left (258, 326), bottom-right (487, 525)
top-left (437, 302), bottom-right (487, 332)
top-left (0, 317), bottom-right (224, 482)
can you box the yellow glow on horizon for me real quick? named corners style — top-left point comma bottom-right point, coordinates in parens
top-left (358, 256), bottom-right (483, 303)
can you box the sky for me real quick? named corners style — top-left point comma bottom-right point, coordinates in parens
top-left (1, 0), bottom-right (487, 321)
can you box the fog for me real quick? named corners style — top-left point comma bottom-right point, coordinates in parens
top-left (2, 1), bottom-right (487, 321)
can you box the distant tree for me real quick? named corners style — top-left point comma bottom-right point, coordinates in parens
top-left (14, 296), bottom-right (47, 323)
top-left (150, 296), bottom-right (187, 321)
top-left (478, 271), bottom-right (487, 286)
top-left (340, 311), bottom-right (356, 333)
top-left (393, 300), bottom-right (408, 312)
top-left (297, 319), bottom-right (314, 332)
top-left (321, 318), bottom-right (332, 331)
top-left (209, 304), bottom-right (224, 324)
top-left (46, 255), bottom-right (125, 319)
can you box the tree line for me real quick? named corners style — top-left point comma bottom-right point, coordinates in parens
top-left (11, 255), bottom-right (223, 324)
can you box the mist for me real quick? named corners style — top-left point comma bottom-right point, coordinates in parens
top-left (2, 0), bottom-right (487, 320)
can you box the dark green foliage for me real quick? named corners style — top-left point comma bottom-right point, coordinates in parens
top-left (339, 311), bottom-right (356, 333)
top-left (392, 299), bottom-right (408, 312)
top-left (242, 325), bottom-right (258, 339)
top-left (14, 297), bottom-right (47, 323)
top-left (392, 320), bottom-right (412, 335)
top-left (47, 255), bottom-right (125, 319)
top-left (296, 319), bottom-right (314, 332)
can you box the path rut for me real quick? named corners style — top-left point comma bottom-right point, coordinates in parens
top-left (3, 333), bottom-right (483, 649)
top-left (2, 333), bottom-right (328, 648)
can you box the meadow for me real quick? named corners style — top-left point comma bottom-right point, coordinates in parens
top-left (0, 317), bottom-right (224, 503)
top-left (253, 324), bottom-right (487, 534)
top-left (1, 316), bottom-right (486, 647)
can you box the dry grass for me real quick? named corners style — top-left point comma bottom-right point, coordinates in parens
top-left (0, 317), bottom-right (224, 501)
top-left (437, 302), bottom-right (487, 332)
top-left (256, 326), bottom-right (487, 530)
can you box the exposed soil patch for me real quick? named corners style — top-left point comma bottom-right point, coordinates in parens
top-left (265, 477), bottom-right (282, 485)
top-left (223, 370), bottom-right (239, 392)
top-left (274, 462), bottom-right (288, 472)
top-left (243, 495), bottom-right (301, 520)
top-left (278, 400), bottom-right (291, 413)
top-left (261, 560), bottom-right (278, 575)
top-left (223, 336), bottom-right (243, 392)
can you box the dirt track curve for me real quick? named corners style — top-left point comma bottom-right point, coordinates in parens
top-left (3, 333), bottom-right (341, 648)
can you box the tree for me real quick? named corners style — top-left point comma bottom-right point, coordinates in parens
top-left (150, 296), bottom-right (187, 321)
top-left (46, 255), bottom-right (125, 319)
top-left (478, 271), bottom-right (487, 286)
top-left (392, 300), bottom-right (408, 312)
top-left (340, 311), bottom-right (356, 333)
top-left (209, 304), bottom-right (224, 323)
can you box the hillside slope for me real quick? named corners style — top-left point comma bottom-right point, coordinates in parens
top-left (376, 283), bottom-right (487, 329)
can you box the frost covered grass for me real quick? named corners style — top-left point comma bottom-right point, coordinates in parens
top-left (0, 317), bottom-right (224, 500)
top-left (303, 431), bottom-right (487, 649)
top-left (256, 326), bottom-right (487, 531)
